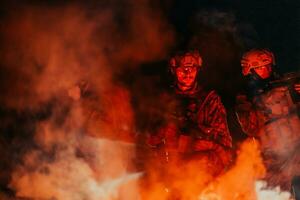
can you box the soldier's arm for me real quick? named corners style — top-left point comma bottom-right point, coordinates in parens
top-left (197, 91), bottom-right (232, 148)
top-left (235, 94), bottom-right (260, 137)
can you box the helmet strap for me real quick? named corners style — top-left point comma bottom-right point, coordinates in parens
top-left (249, 69), bottom-right (264, 81)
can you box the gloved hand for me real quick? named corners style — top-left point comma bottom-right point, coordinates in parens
top-left (146, 134), bottom-right (164, 148)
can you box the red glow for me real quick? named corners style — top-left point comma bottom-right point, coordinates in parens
top-left (175, 66), bottom-right (198, 90)
top-left (252, 65), bottom-right (272, 79)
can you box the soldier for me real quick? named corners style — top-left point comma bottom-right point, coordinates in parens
top-left (147, 50), bottom-right (233, 174)
top-left (235, 48), bottom-right (300, 191)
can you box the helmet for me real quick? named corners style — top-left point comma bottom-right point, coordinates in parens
top-left (241, 49), bottom-right (275, 76)
top-left (169, 50), bottom-right (203, 73)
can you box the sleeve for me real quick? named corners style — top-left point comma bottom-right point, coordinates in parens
top-left (197, 91), bottom-right (232, 148)
top-left (235, 94), bottom-right (261, 137)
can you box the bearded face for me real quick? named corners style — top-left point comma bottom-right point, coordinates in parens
top-left (175, 65), bottom-right (198, 89)
top-left (169, 51), bottom-right (202, 91)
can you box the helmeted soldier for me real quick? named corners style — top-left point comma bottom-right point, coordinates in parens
top-left (235, 48), bottom-right (300, 190)
top-left (147, 50), bottom-right (233, 174)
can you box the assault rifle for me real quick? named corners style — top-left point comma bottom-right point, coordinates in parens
top-left (269, 71), bottom-right (300, 104)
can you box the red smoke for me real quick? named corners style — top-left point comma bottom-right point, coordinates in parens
top-left (0, 2), bottom-right (295, 200)
top-left (0, 2), bottom-right (174, 199)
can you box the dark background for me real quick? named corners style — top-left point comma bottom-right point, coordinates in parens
top-left (1, 0), bottom-right (299, 69)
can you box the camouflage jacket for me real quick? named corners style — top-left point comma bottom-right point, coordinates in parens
top-left (148, 86), bottom-right (232, 150)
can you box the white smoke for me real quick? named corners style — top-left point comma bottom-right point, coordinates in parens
top-left (256, 181), bottom-right (293, 200)
top-left (10, 132), bottom-right (142, 200)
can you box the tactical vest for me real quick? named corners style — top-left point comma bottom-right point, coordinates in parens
top-left (171, 88), bottom-right (209, 138)
top-left (253, 84), bottom-right (300, 156)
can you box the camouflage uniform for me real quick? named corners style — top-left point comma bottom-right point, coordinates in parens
top-left (236, 76), bottom-right (300, 190)
top-left (148, 86), bottom-right (233, 173)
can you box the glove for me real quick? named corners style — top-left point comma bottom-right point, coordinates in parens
top-left (68, 85), bottom-right (81, 100)
top-left (146, 134), bottom-right (163, 148)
